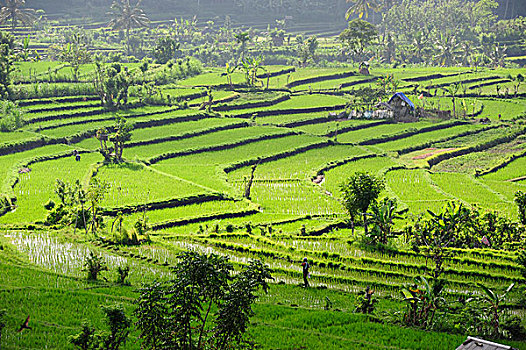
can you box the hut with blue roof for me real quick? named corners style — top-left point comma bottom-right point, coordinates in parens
top-left (387, 92), bottom-right (417, 121)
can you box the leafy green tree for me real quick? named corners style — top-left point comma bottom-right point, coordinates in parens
top-left (47, 179), bottom-right (89, 232)
top-left (240, 56), bottom-right (263, 87)
top-left (297, 35), bottom-right (318, 67)
top-left (213, 259), bottom-right (272, 349)
top-left (134, 251), bottom-right (272, 349)
top-left (0, 31), bottom-right (14, 100)
top-left (134, 281), bottom-right (169, 349)
top-left (54, 33), bottom-right (91, 82)
top-left (411, 202), bottom-right (472, 279)
top-left (0, 0), bottom-right (36, 33)
top-left (96, 117), bottom-right (132, 163)
top-left (340, 172), bottom-right (384, 235)
top-left (108, 0), bottom-right (149, 55)
top-left (115, 266), bottom-right (130, 285)
top-left (86, 178), bottom-right (110, 235)
top-left (101, 305), bottom-right (131, 350)
top-left (110, 116), bottom-right (132, 162)
top-left (16, 34), bottom-right (32, 62)
top-left (515, 191), bottom-right (526, 225)
top-left (153, 36), bottom-right (180, 64)
top-left (447, 82), bottom-right (460, 118)
top-left (234, 32), bottom-right (250, 59)
top-left (93, 61), bottom-right (132, 109)
top-left (339, 19), bottom-right (378, 62)
top-left (345, 0), bottom-right (381, 20)
top-left (409, 30), bottom-right (430, 63)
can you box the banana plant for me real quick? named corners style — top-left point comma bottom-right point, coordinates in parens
top-left (368, 197), bottom-right (407, 244)
top-left (240, 56), bottom-right (263, 87)
top-left (18, 34), bottom-right (30, 61)
top-left (418, 202), bottom-right (472, 278)
top-left (224, 62), bottom-right (237, 87)
top-left (475, 282), bottom-right (514, 337)
top-left (400, 276), bottom-right (446, 329)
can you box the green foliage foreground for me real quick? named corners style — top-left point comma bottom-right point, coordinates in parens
top-left (1, 241), bottom-right (525, 350)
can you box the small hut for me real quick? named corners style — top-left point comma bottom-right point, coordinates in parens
top-left (456, 336), bottom-right (517, 350)
top-left (359, 61), bottom-right (370, 75)
top-left (388, 92), bottom-right (416, 121)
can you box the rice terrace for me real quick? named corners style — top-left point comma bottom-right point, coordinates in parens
top-left (1, 0), bottom-right (526, 349)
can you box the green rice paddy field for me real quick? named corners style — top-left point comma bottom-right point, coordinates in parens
top-left (1, 64), bottom-right (526, 349)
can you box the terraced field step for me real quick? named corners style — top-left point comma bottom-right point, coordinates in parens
top-left (205, 238), bottom-right (522, 284)
top-left (34, 106), bottom-right (186, 131)
top-left (150, 207), bottom-right (261, 230)
top-left (17, 95), bottom-right (99, 107)
top-left (427, 126), bottom-right (526, 167)
top-left (22, 100), bottom-right (102, 114)
top-left (358, 120), bottom-right (468, 146)
top-left (126, 120), bottom-right (249, 147)
top-left (402, 71), bottom-right (473, 83)
top-left (425, 75), bottom-right (503, 89)
top-left (285, 71), bottom-right (357, 88)
top-left (147, 130), bottom-right (299, 164)
top-left (169, 236), bottom-right (511, 293)
top-left (3, 109), bottom-right (202, 156)
top-left (101, 192), bottom-right (231, 215)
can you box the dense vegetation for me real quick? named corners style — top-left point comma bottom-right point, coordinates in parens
top-left (1, 0), bottom-right (526, 349)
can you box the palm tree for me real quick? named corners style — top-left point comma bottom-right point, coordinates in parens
top-left (0, 0), bottom-right (36, 33)
top-left (433, 33), bottom-right (460, 67)
top-left (108, 0), bottom-right (149, 55)
top-left (345, 0), bottom-right (381, 20)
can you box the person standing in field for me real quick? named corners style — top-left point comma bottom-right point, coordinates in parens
top-left (302, 257), bottom-right (310, 288)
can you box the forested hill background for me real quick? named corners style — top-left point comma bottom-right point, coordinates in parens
top-left (26, 0), bottom-right (526, 26)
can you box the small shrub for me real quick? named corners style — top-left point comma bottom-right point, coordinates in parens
top-left (516, 285), bottom-right (526, 308)
top-left (43, 199), bottom-right (56, 211)
top-left (69, 321), bottom-right (99, 350)
top-left (0, 100), bottom-right (24, 131)
top-left (515, 191), bottom-right (526, 225)
top-left (115, 266), bottom-right (130, 285)
top-left (225, 223), bottom-right (234, 232)
top-left (45, 203), bottom-right (69, 225)
top-left (355, 287), bottom-right (378, 314)
top-left (83, 251), bottom-right (108, 281)
top-left (501, 315), bottom-right (526, 340)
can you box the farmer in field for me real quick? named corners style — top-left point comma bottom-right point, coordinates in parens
top-left (301, 257), bottom-right (310, 288)
top-left (73, 150), bottom-right (81, 162)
